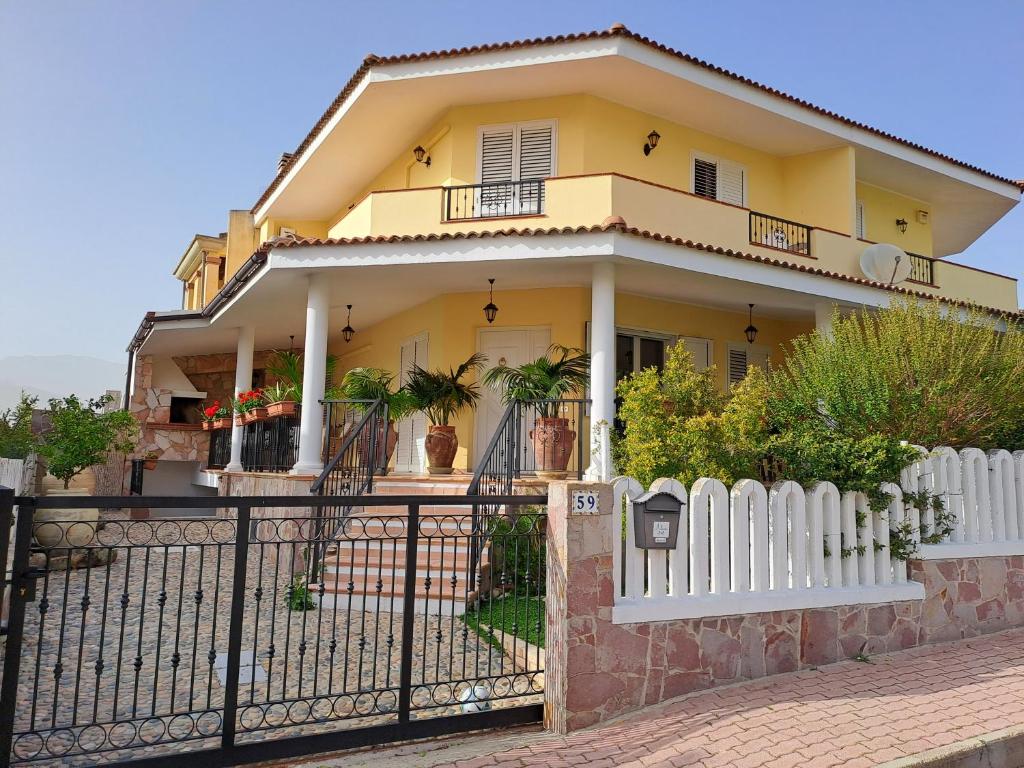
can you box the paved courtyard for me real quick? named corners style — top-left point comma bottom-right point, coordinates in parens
top-left (287, 627), bottom-right (1024, 768)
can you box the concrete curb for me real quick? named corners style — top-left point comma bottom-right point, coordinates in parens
top-left (879, 725), bottom-right (1024, 768)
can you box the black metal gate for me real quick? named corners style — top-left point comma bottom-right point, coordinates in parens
top-left (0, 490), bottom-right (546, 766)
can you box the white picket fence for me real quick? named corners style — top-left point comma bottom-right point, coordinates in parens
top-left (612, 476), bottom-right (925, 623)
top-left (903, 446), bottom-right (1024, 559)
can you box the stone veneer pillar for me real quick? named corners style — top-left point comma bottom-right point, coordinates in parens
top-left (291, 273), bottom-right (329, 475)
top-left (225, 325), bottom-right (255, 472)
top-left (545, 480), bottom-right (615, 734)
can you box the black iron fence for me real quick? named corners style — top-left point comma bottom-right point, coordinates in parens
top-left (442, 179), bottom-right (545, 222)
top-left (749, 211), bottom-right (812, 256)
top-left (240, 413), bottom-right (301, 473)
top-left (0, 489), bottom-right (546, 766)
top-left (907, 252), bottom-right (935, 285)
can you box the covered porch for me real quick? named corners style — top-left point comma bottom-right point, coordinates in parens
top-left (131, 226), bottom-right (905, 488)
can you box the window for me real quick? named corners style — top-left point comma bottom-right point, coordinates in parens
top-left (692, 152), bottom-right (746, 207)
top-left (856, 200), bottom-right (866, 239)
top-left (478, 121), bottom-right (556, 215)
top-left (727, 344), bottom-right (769, 386)
top-left (217, 257), bottom-right (226, 288)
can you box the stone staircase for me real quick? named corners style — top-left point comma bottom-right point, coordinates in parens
top-left (317, 476), bottom-right (482, 615)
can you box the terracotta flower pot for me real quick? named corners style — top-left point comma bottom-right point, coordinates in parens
top-left (530, 416), bottom-right (576, 479)
top-left (424, 425), bottom-right (458, 475)
top-left (267, 401), bottom-right (298, 418)
top-left (143, 459), bottom-right (158, 471)
top-left (243, 408), bottom-right (268, 424)
top-left (234, 415), bottom-right (245, 427)
top-left (353, 420), bottom-right (399, 475)
top-left (202, 421), bottom-right (213, 431)
top-left (213, 417), bottom-right (232, 430)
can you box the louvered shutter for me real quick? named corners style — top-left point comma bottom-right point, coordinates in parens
top-left (728, 347), bottom-right (749, 386)
top-left (479, 127), bottom-right (515, 215)
top-left (717, 160), bottom-right (745, 206)
top-left (693, 158), bottom-right (717, 199)
top-left (518, 124), bottom-right (553, 214)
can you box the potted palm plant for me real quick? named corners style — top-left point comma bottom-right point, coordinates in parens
top-left (333, 367), bottom-right (417, 474)
top-left (483, 345), bottom-right (590, 479)
top-left (406, 354), bottom-right (485, 475)
top-left (265, 349), bottom-right (337, 417)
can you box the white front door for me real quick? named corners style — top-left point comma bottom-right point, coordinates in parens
top-left (474, 327), bottom-right (551, 468)
top-left (395, 332), bottom-right (429, 474)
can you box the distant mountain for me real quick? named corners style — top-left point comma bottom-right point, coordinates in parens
top-left (0, 355), bottom-right (126, 411)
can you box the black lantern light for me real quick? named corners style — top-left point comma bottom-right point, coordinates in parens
top-left (643, 129), bottom-right (661, 156)
top-left (341, 304), bottom-right (356, 343)
top-left (483, 278), bottom-right (499, 324)
top-left (413, 145), bottom-right (431, 167)
top-left (744, 303), bottom-right (758, 344)
top-left (895, 218), bottom-right (908, 234)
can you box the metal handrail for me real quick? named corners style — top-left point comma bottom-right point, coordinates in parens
top-left (310, 399), bottom-right (384, 493)
top-left (467, 400), bottom-right (519, 497)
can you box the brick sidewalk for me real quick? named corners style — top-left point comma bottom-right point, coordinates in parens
top-left (291, 627), bottom-right (1024, 768)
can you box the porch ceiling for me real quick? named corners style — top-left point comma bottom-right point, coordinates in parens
top-left (138, 253), bottom-right (824, 359)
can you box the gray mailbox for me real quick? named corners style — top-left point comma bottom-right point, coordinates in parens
top-left (632, 490), bottom-right (684, 549)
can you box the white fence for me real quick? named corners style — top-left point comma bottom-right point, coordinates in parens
top-left (612, 476), bottom-right (925, 623)
top-left (903, 446), bottom-right (1024, 559)
top-left (0, 457), bottom-right (27, 495)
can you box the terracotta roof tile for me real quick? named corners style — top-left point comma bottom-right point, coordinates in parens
top-left (130, 223), bottom-right (1020, 352)
top-left (250, 25), bottom-right (1020, 214)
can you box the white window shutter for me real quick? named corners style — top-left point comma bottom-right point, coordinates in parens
top-left (682, 337), bottom-right (711, 371)
top-left (480, 127), bottom-right (515, 184)
top-left (693, 158), bottom-right (717, 199)
top-left (518, 124), bottom-right (554, 180)
top-left (717, 161), bottom-right (745, 206)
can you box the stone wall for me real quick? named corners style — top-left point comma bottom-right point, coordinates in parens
top-left (130, 355), bottom-right (209, 462)
top-left (545, 480), bottom-right (1024, 734)
top-left (172, 350), bottom-right (281, 407)
top-left (911, 556), bottom-right (1024, 643)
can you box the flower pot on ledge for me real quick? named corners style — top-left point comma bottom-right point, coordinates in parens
top-left (267, 401), bottom-right (298, 418)
top-left (212, 417), bottom-right (232, 430)
top-left (243, 407), bottom-right (269, 424)
top-left (234, 415), bottom-right (245, 427)
top-left (202, 421), bottom-right (214, 431)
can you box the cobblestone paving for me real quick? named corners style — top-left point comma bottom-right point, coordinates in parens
top-left (287, 627), bottom-right (1024, 768)
top-left (6, 513), bottom-right (541, 766)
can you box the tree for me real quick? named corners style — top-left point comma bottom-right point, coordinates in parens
top-left (38, 394), bottom-right (137, 489)
top-left (0, 392), bottom-right (38, 459)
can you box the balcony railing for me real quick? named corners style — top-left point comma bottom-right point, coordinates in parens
top-left (749, 211), bottom-right (812, 257)
top-left (207, 427), bottom-right (231, 469)
top-left (908, 252), bottom-right (935, 285)
top-left (443, 179), bottom-right (545, 222)
top-left (206, 411), bottom-right (301, 473)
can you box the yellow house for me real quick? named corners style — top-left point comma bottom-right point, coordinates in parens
top-left (127, 24), bottom-right (1023, 493)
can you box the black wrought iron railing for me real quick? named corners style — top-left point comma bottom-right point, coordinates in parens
top-left (310, 400), bottom-right (388, 562)
top-left (207, 426), bottom-right (232, 469)
top-left (442, 179), bottom-right (545, 222)
top-left (749, 211), bottom-right (812, 256)
top-left (239, 411), bottom-right (301, 472)
top-left (468, 398), bottom-right (590, 497)
top-left (908, 251), bottom-right (935, 285)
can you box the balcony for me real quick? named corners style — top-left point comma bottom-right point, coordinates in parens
top-left (206, 411), bottom-right (300, 473)
top-left (442, 179), bottom-right (545, 222)
top-left (326, 173), bottom-right (1016, 312)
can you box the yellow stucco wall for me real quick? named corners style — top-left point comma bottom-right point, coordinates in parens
top-left (327, 286), bottom-right (810, 471)
top-left (856, 182), bottom-right (933, 256)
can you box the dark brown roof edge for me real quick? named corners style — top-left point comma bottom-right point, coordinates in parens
top-left (249, 24), bottom-right (1021, 215)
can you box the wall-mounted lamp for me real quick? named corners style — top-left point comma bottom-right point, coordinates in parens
top-left (413, 145), bottom-right (431, 167)
top-left (483, 278), bottom-right (499, 324)
top-left (643, 129), bottom-right (661, 156)
top-left (895, 218), bottom-right (908, 234)
top-left (341, 305), bottom-right (356, 343)
top-left (744, 304), bottom-right (759, 344)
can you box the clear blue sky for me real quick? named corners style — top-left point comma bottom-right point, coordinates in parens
top-left (1, 1), bottom-right (1021, 364)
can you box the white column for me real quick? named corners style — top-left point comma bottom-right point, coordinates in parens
top-left (225, 324), bottom-right (255, 472)
top-left (814, 300), bottom-right (835, 338)
top-left (291, 273), bottom-right (330, 475)
top-left (587, 261), bottom-right (616, 481)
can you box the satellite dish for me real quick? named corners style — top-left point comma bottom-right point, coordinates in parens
top-left (860, 243), bottom-right (912, 285)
